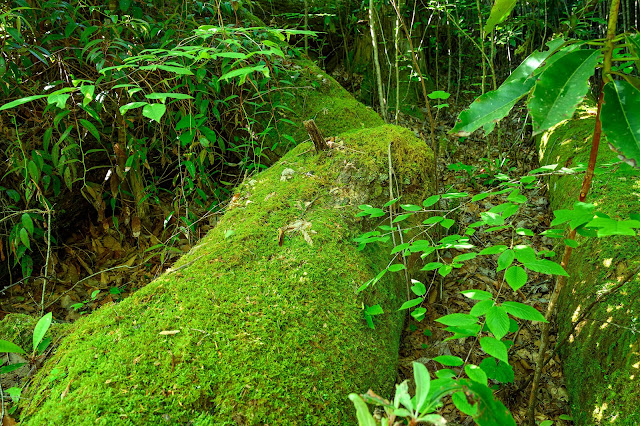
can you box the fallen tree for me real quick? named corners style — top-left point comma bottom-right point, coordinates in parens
top-left (538, 107), bottom-right (640, 425)
top-left (15, 119), bottom-right (433, 424)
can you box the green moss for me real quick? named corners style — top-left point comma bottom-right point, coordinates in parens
top-left (0, 313), bottom-right (70, 353)
top-left (20, 125), bottom-right (433, 425)
top-left (538, 107), bottom-right (640, 425)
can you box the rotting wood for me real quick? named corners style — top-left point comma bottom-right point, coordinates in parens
top-left (303, 119), bottom-right (328, 151)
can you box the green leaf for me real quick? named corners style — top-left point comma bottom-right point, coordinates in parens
top-left (48, 94), bottom-right (70, 109)
top-left (119, 102), bottom-right (148, 115)
top-left (451, 79), bottom-right (536, 136)
top-left (502, 301), bottom-right (547, 322)
top-left (529, 49), bottom-right (600, 134)
top-left (452, 390), bottom-right (478, 416)
top-left (365, 304), bottom-right (384, 316)
top-left (411, 280), bottom-right (427, 296)
top-left (497, 249), bottom-right (515, 272)
top-left (393, 213), bottom-right (412, 223)
top-left (513, 245), bottom-right (537, 263)
top-left (399, 298), bottom-right (423, 311)
top-left (348, 394), bottom-right (377, 426)
top-left (504, 266), bottom-right (528, 291)
top-left (523, 259), bottom-right (568, 276)
top-left (145, 92), bottom-right (194, 100)
top-left (433, 355), bottom-right (464, 367)
top-left (440, 218), bottom-right (455, 229)
top-left (601, 80), bottom-right (640, 167)
top-left (19, 228), bottom-right (30, 250)
top-left (470, 299), bottom-right (494, 317)
top-left (564, 238), bottom-right (578, 248)
top-left (413, 361), bottom-right (431, 413)
top-left (479, 245), bottom-right (507, 255)
top-left (463, 379), bottom-right (516, 425)
top-left (422, 262), bottom-right (443, 271)
top-left (142, 103), bottom-right (166, 123)
top-left (411, 307), bottom-right (427, 321)
top-left (480, 337), bottom-right (508, 363)
top-left (401, 203), bottom-right (422, 212)
top-left (479, 357), bottom-right (514, 383)
top-left (586, 217), bottom-right (640, 237)
top-left (436, 313), bottom-right (479, 326)
top-left (79, 119), bottom-right (100, 141)
top-left (21, 214), bottom-right (34, 235)
top-left (388, 264), bottom-right (406, 272)
top-left (33, 312), bottom-right (53, 352)
top-left (0, 95), bottom-right (48, 111)
top-left (423, 195), bottom-right (441, 207)
top-left (423, 216), bottom-right (444, 225)
top-left (486, 306), bottom-right (510, 340)
top-left (0, 339), bottom-right (26, 354)
top-left (460, 289), bottom-right (493, 300)
top-left (551, 202), bottom-right (595, 228)
top-left (483, 0), bottom-right (516, 35)
top-left (465, 364), bottom-right (488, 386)
top-left (28, 160), bottom-right (40, 183)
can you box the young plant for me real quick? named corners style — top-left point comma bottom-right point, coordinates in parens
top-left (0, 312), bottom-right (54, 374)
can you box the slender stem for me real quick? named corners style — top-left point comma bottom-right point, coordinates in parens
top-left (389, 0), bottom-right (439, 199)
top-left (369, 0), bottom-right (388, 122)
top-left (526, 1), bottom-right (621, 423)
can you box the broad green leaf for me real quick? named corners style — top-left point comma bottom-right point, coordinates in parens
top-left (422, 262), bottom-right (443, 271)
top-left (348, 394), bottom-right (377, 426)
top-left (398, 298), bottom-right (423, 311)
top-left (388, 264), bottom-right (406, 272)
top-left (513, 245), bottom-right (536, 263)
top-left (480, 337), bottom-right (508, 363)
top-left (142, 103), bottom-right (166, 123)
top-left (21, 213), bottom-right (34, 235)
top-left (120, 102), bottom-right (148, 115)
top-left (33, 312), bottom-right (53, 352)
top-left (145, 92), bottom-right (194, 100)
top-left (48, 94), bottom-right (70, 109)
top-left (401, 203), bottom-right (422, 212)
top-left (551, 202), bottom-right (595, 228)
top-left (479, 357), bottom-right (514, 383)
top-left (440, 218), bottom-right (455, 229)
top-left (529, 49), bottom-right (600, 134)
top-left (19, 228), bottom-right (30, 250)
top-left (586, 217), bottom-right (640, 236)
top-left (523, 259), bottom-right (568, 276)
top-left (79, 119), bottom-right (100, 141)
top-left (411, 307), bottom-right (427, 321)
top-left (0, 339), bottom-right (26, 354)
top-left (451, 78), bottom-right (535, 136)
top-left (463, 379), bottom-right (516, 425)
top-left (433, 355), bottom-right (464, 366)
top-left (470, 299), bottom-right (494, 317)
top-left (423, 195), bottom-right (441, 207)
top-left (486, 306), bottom-right (510, 340)
top-left (452, 390), bottom-right (478, 416)
top-left (0, 95), bottom-right (47, 110)
top-left (465, 364), bottom-right (488, 386)
top-left (413, 361), bottom-right (431, 412)
top-left (393, 213), bottom-right (412, 223)
top-left (502, 301), bottom-right (547, 322)
top-left (504, 266), bottom-right (528, 291)
top-left (504, 38), bottom-right (565, 85)
top-left (411, 280), bottom-right (427, 296)
top-left (423, 216), bottom-right (444, 225)
top-left (365, 304), bottom-right (384, 316)
top-left (497, 249), bottom-right (515, 272)
top-left (479, 245), bottom-right (507, 255)
top-left (483, 0), bottom-right (516, 36)
top-left (601, 80), bottom-right (640, 167)
top-left (436, 313), bottom-right (479, 326)
top-left (460, 289), bottom-right (493, 300)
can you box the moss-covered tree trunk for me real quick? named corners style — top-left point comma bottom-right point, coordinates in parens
top-left (17, 97), bottom-right (433, 423)
top-left (538, 107), bottom-right (640, 425)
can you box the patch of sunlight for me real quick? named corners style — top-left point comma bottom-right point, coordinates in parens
top-left (608, 413), bottom-right (619, 422)
top-left (593, 402), bottom-right (608, 423)
top-left (633, 360), bottom-right (640, 369)
top-left (607, 305), bottom-right (614, 313)
top-left (600, 317), bottom-right (613, 329)
top-left (603, 258), bottom-right (613, 267)
top-left (572, 305), bottom-right (582, 322)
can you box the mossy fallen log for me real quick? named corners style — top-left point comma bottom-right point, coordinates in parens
top-left (18, 124), bottom-right (433, 425)
top-left (538, 108), bottom-right (640, 425)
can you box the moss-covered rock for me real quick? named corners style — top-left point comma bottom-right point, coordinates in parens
top-left (19, 124), bottom-right (433, 425)
top-left (538, 107), bottom-right (640, 425)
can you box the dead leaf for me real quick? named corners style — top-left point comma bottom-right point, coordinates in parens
top-left (159, 330), bottom-right (180, 336)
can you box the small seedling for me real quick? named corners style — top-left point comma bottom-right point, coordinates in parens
top-left (0, 312), bottom-right (53, 374)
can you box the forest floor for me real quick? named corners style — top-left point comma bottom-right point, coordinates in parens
top-left (392, 104), bottom-right (573, 425)
top-left (0, 99), bottom-right (573, 424)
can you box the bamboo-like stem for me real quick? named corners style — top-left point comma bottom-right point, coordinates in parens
top-left (389, 0), bottom-right (439, 198)
top-left (369, 0), bottom-right (388, 122)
